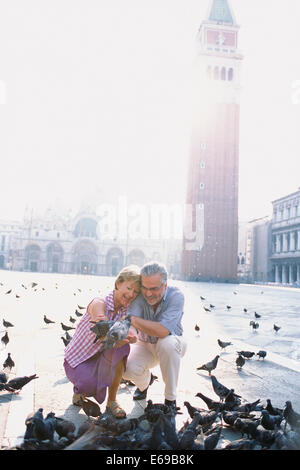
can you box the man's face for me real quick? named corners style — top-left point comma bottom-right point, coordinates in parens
top-left (140, 274), bottom-right (167, 306)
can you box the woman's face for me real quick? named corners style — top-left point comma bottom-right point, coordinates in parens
top-left (115, 280), bottom-right (140, 308)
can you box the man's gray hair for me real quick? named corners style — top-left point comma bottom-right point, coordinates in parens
top-left (140, 261), bottom-right (168, 282)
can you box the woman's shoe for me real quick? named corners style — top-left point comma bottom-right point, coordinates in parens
top-left (106, 400), bottom-right (126, 419)
top-left (72, 393), bottom-right (85, 406)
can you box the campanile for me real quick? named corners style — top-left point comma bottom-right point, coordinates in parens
top-left (182, 0), bottom-right (243, 282)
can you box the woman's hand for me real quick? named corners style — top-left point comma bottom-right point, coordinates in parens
top-left (113, 332), bottom-right (137, 348)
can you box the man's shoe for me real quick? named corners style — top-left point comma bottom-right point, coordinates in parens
top-left (164, 399), bottom-right (177, 408)
top-left (133, 373), bottom-right (156, 401)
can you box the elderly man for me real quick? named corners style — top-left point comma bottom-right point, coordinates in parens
top-left (123, 261), bottom-right (187, 408)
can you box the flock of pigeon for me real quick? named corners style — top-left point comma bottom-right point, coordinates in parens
top-left (1, 280), bottom-right (300, 451)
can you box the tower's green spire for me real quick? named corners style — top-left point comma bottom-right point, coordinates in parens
top-left (208, 0), bottom-right (234, 24)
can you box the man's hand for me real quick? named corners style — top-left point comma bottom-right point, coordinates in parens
top-left (113, 332), bottom-right (137, 348)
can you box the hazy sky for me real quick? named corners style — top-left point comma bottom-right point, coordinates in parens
top-left (0, 0), bottom-right (299, 223)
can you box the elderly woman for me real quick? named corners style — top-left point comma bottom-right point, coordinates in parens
top-left (64, 265), bottom-right (140, 419)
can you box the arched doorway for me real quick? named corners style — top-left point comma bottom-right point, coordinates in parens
top-left (72, 240), bottom-right (98, 274)
top-left (127, 249), bottom-right (145, 267)
top-left (106, 248), bottom-right (124, 276)
top-left (24, 244), bottom-right (41, 272)
top-left (46, 242), bottom-right (64, 273)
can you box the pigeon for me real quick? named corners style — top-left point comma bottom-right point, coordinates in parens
top-left (237, 350), bottom-right (255, 359)
top-left (223, 438), bottom-right (259, 450)
top-left (3, 319), bottom-right (14, 328)
top-left (211, 375), bottom-right (240, 402)
top-left (252, 322), bottom-right (259, 330)
top-left (260, 410), bottom-right (283, 431)
top-left (273, 324), bottom-right (281, 333)
top-left (80, 397), bottom-right (101, 419)
top-left (69, 316), bottom-right (76, 324)
top-left (44, 315), bottom-right (55, 324)
top-left (32, 409), bottom-right (56, 442)
top-left (265, 399), bottom-right (283, 416)
top-left (61, 322), bottom-right (75, 332)
top-left (55, 417), bottom-right (76, 440)
top-left (226, 305), bottom-right (231, 310)
top-left (283, 401), bottom-right (300, 430)
top-left (204, 426), bottom-right (222, 450)
top-left (178, 412), bottom-right (202, 450)
top-left (75, 309), bottom-right (83, 317)
top-left (5, 374), bottom-right (38, 392)
top-left (209, 304), bottom-right (215, 309)
top-left (233, 291), bottom-right (238, 295)
top-left (100, 315), bottom-right (132, 350)
top-left (243, 308), bottom-right (248, 313)
top-left (254, 312), bottom-right (261, 318)
top-left (183, 401), bottom-right (204, 419)
top-left (5, 289), bottom-right (12, 294)
top-left (217, 339), bottom-right (232, 350)
top-left (200, 296), bottom-right (206, 300)
top-left (90, 319), bottom-right (115, 343)
top-left (77, 305), bottom-right (85, 310)
top-left (203, 306), bottom-right (211, 312)
top-left (1, 331), bottom-right (9, 347)
top-left (235, 399), bottom-right (262, 413)
top-left (0, 369), bottom-right (9, 384)
top-left (61, 336), bottom-right (71, 347)
top-left (31, 282), bottom-right (38, 288)
top-left (196, 355), bottom-right (219, 375)
top-left (256, 350), bottom-right (267, 360)
top-left (194, 324), bottom-right (200, 333)
top-left (236, 354), bottom-right (245, 369)
top-left (195, 392), bottom-right (227, 412)
top-left (3, 352), bottom-right (15, 369)
top-left (234, 417), bottom-right (260, 438)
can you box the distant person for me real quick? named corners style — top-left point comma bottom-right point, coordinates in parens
top-left (63, 265), bottom-right (140, 419)
top-left (123, 261), bottom-right (187, 408)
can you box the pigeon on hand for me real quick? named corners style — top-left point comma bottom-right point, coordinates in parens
top-left (1, 331), bottom-right (9, 347)
top-left (237, 351), bottom-right (255, 359)
top-left (3, 352), bottom-right (15, 369)
top-left (5, 373), bottom-right (38, 392)
top-left (256, 350), bottom-right (267, 360)
top-left (217, 339), bottom-right (232, 350)
top-left (100, 315), bottom-right (132, 350)
top-left (196, 355), bottom-right (219, 375)
top-left (44, 315), bottom-right (55, 324)
top-left (61, 322), bottom-right (75, 332)
top-left (236, 354), bottom-right (245, 369)
top-left (90, 319), bottom-right (115, 343)
top-left (3, 319), bottom-right (14, 328)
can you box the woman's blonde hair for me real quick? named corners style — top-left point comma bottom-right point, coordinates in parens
top-left (114, 265), bottom-right (141, 289)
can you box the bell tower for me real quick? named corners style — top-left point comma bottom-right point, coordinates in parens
top-left (182, 0), bottom-right (243, 282)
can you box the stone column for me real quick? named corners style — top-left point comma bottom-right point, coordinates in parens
top-left (297, 231), bottom-right (300, 251)
top-left (289, 264), bottom-right (293, 284)
top-left (290, 232), bottom-right (296, 251)
top-left (275, 264), bottom-right (280, 283)
top-left (282, 264), bottom-right (287, 284)
top-left (283, 233), bottom-right (288, 252)
top-left (276, 234), bottom-right (281, 253)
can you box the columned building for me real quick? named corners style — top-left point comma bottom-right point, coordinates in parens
top-left (182, 0), bottom-right (243, 282)
top-left (270, 188), bottom-right (300, 285)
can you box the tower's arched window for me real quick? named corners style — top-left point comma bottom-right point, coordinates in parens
top-left (228, 68), bottom-right (234, 81)
top-left (221, 67), bottom-right (226, 80)
top-left (207, 66), bottom-right (212, 80)
top-left (214, 66), bottom-right (219, 80)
